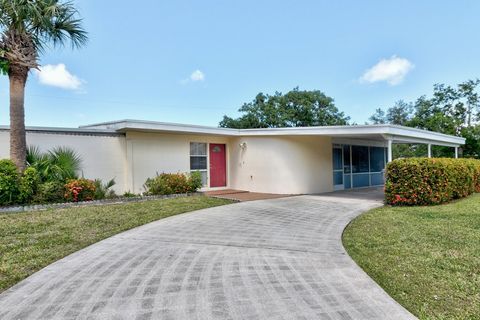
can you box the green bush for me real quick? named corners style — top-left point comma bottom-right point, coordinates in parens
top-left (18, 167), bottom-right (40, 203)
top-left (64, 178), bottom-right (96, 202)
top-left (33, 181), bottom-right (65, 204)
top-left (385, 158), bottom-right (479, 206)
top-left (0, 159), bottom-right (19, 205)
top-left (144, 172), bottom-right (202, 195)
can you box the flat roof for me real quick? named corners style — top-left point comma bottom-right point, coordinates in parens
top-left (81, 119), bottom-right (465, 147)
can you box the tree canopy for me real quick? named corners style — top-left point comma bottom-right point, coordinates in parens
top-left (369, 79), bottom-right (480, 158)
top-left (219, 88), bottom-right (350, 128)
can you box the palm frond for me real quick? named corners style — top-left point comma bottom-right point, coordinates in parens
top-left (48, 146), bottom-right (82, 181)
top-left (0, 0), bottom-right (87, 63)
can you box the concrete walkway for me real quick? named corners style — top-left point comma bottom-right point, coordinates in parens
top-left (0, 194), bottom-right (416, 320)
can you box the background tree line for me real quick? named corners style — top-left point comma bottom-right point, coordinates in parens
top-left (220, 80), bottom-right (480, 158)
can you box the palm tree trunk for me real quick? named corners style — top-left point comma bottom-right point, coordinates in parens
top-left (8, 64), bottom-right (29, 172)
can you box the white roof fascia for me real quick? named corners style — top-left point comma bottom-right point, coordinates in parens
top-left (81, 120), bottom-right (238, 136)
top-left (0, 125), bottom-right (121, 136)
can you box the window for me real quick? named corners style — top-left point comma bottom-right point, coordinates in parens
top-left (190, 142), bottom-right (208, 185)
top-left (351, 146), bottom-right (369, 173)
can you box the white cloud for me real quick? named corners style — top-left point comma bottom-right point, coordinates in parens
top-left (181, 69), bottom-right (206, 84)
top-left (190, 69), bottom-right (205, 82)
top-left (360, 55), bottom-right (414, 85)
top-left (35, 64), bottom-right (84, 90)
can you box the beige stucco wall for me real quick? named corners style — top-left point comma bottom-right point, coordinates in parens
top-left (229, 135), bottom-right (334, 194)
top-left (125, 131), bottom-right (232, 193)
top-left (0, 131), bottom-right (128, 193)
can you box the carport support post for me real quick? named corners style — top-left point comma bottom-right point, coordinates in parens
top-left (387, 139), bottom-right (393, 163)
top-left (455, 147), bottom-right (459, 159)
top-left (427, 144), bottom-right (432, 158)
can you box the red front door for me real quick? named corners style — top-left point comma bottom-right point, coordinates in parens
top-left (209, 144), bottom-right (226, 187)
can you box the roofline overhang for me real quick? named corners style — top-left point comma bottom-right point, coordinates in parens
top-left (80, 120), bottom-right (466, 147)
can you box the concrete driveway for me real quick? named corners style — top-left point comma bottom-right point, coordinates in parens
top-left (0, 193), bottom-right (416, 320)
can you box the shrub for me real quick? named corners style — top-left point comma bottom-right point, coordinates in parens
top-left (64, 178), bottom-right (96, 202)
top-left (189, 171), bottom-right (203, 192)
top-left (0, 159), bottom-right (19, 205)
top-left (94, 178), bottom-right (116, 199)
top-left (33, 181), bottom-right (65, 204)
top-left (144, 172), bottom-right (202, 195)
top-left (464, 158), bottom-right (480, 192)
top-left (18, 167), bottom-right (40, 204)
top-left (385, 158), bottom-right (479, 206)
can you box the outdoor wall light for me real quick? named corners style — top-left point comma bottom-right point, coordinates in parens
top-left (239, 142), bottom-right (247, 149)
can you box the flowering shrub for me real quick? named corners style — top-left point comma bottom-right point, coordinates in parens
top-left (385, 158), bottom-right (479, 206)
top-left (144, 172), bottom-right (202, 195)
top-left (64, 178), bottom-right (96, 202)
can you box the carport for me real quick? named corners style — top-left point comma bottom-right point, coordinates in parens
top-left (325, 125), bottom-right (466, 191)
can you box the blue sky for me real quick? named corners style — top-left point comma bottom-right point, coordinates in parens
top-left (1, 0), bottom-right (479, 127)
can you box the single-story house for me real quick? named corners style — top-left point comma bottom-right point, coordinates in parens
top-left (0, 120), bottom-right (465, 195)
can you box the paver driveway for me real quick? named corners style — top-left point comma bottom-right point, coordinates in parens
top-left (0, 194), bottom-right (416, 320)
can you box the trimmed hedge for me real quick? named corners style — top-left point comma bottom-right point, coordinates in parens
top-left (385, 158), bottom-right (480, 206)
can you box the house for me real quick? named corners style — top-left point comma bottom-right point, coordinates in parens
top-left (0, 120), bottom-right (465, 194)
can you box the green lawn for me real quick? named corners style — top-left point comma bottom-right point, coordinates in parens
top-left (343, 194), bottom-right (480, 320)
top-left (0, 196), bottom-right (232, 293)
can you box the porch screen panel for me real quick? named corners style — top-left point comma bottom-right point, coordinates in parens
top-left (369, 147), bottom-right (385, 172)
top-left (352, 146), bottom-right (369, 173)
top-left (352, 174), bottom-right (370, 188)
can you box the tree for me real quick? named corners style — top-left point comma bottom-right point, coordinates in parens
top-left (219, 88), bottom-right (350, 128)
top-left (0, 0), bottom-right (87, 171)
top-left (368, 108), bottom-right (386, 124)
top-left (385, 100), bottom-right (413, 125)
top-left (458, 79), bottom-right (480, 127)
top-left (368, 79), bottom-right (480, 158)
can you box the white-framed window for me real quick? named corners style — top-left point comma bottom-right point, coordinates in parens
top-left (190, 142), bottom-right (208, 186)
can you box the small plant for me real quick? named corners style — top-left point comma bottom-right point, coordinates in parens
top-left (122, 191), bottom-right (138, 198)
top-left (144, 172), bottom-right (202, 195)
top-left (0, 159), bottom-right (19, 205)
top-left (64, 178), bottom-right (96, 202)
top-left (94, 178), bottom-right (116, 199)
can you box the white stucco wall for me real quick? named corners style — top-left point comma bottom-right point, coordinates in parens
top-left (229, 135), bottom-right (334, 194)
top-left (125, 131), bottom-right (232, 193)
top-left (0, 131), bottom-right (128, 193)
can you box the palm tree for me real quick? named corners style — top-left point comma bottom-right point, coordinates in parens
top-left (0, 0), bottom-right (87, 171)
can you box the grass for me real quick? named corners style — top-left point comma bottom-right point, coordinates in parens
top-left (343, 194), bottom-right (480, 320)
top-left (0, 195), bottom-right (233, 293)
